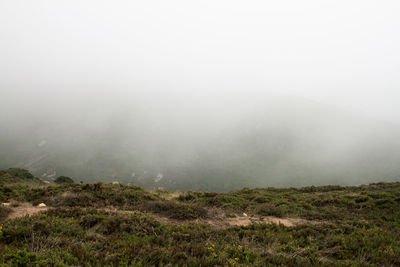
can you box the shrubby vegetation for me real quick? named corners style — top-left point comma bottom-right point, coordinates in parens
top-left (0, 169), bottom-right (400, 266)
top-left (0, 168), bottom-right (41, 185)
top-left (0, 206), bottom-right (11, 221)
top-left (54, 176), bottom-right (74, 184)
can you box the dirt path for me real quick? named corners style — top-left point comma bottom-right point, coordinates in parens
top-left (101, 208), bottom-right (312, 228)
top-left (216, 215), bottom-right (308, 228)
top-left (150, 214), bottom-right (307, 228)
top-left (5, 204), bottom-right (313, 228)
top-left (5, 202), bottom-right (48, 220)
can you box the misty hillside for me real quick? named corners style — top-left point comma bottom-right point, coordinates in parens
top-left (2, 1), bottom-right (400, 266)
top-left (1, 93), bottom-right (399, 191)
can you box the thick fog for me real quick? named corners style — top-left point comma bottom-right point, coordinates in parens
top-left (1, 1), bottom-right (400, 191)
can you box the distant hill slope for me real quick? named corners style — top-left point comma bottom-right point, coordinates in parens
top-left (0, 168), bottom-right (43, 185)
top-left (0, 93), bottom-right (399, 191)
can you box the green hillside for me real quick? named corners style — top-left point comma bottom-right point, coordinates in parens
top-left (0, 169), bottom-right (400, 266)
top-left (0, 168), bottom-right (43, 185)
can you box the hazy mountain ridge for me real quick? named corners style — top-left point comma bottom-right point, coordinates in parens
top-left (1, 93), bottom-right (399, 191)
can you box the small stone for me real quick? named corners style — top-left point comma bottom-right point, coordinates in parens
top-left (243, 212), bottom-right (248, 217)
top-left (38, 203), bottom-right (47, 207)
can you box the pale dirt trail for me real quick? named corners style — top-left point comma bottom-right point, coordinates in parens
top-left (5, 204), bottom-right (313, 228)
top-left (101, 208), bottom-right (312, 228)
top-left (5, 202), bottom-right (48, 220)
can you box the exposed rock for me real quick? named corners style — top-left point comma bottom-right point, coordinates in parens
top-left (155, 173), bottom-right (164, 183)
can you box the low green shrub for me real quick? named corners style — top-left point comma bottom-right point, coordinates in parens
top-left (142, 200), bottom-right (208, 220)
top-left (0, 206), bottom-right (11, 222)
top-left (54, 176), bottom-right (74, 184)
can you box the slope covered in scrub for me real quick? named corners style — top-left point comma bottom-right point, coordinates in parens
top-left (0, 169), bottom-right (400, 266)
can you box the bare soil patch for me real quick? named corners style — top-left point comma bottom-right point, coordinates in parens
top-left (101, 207), bottom-right (313, 228)
top-left (6, 202), bottom-right (48, 220)
top-left (6, 204), bottom-right (315, 228)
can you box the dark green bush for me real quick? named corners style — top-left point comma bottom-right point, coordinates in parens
top-left (5, 168), bottom-right (34, 179)
top-left (54, 176), bottom-right (74, 184)
top-left (0, 168), bottom-right (37, 184)
top-left (0, 205), bottom-right (11, 221)
top-left (4, 250), bottom-right (45, 265)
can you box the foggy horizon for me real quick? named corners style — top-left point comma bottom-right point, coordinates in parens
top-left (1, 1), bottom-right (400, 190)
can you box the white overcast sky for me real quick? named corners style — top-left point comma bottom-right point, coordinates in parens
top-left (0, 1), bottom-right (399, 122)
